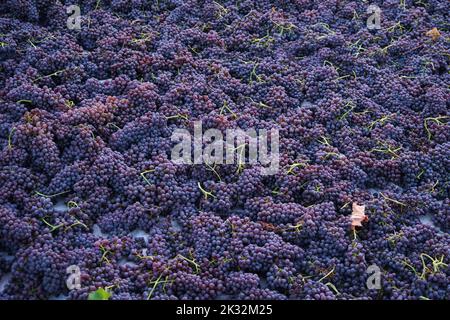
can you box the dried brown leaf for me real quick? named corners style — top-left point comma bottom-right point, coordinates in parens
top-left (426, 27), bottom-right (441, 41)
top-left (351, 203), bottom-right (368, 229)
top-left (260, 221), bottom-right (278, 232)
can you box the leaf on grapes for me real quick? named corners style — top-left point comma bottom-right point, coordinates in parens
top-left (88, 287), bottom-right (111, 300)
top-left (260, 221), bottom-right (278, 232)
top-left (351, 203), bottom-right (368, 229)
top-left (426, 27), bottom-right (440, 41)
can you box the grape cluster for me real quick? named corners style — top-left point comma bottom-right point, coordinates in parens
top-left (0, 0), bottom-right (448, 300)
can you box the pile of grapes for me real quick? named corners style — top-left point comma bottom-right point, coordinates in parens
top-left (0, 0), bottom-right (448, 300)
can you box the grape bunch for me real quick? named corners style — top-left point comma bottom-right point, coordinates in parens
top-left (0, 0), bottom-right (448, 300)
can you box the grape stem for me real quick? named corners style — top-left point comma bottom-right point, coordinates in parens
top-left (34, 190), bottom-right (70, 198)
top-left (99, 245), bottom-right (111, 264)
top-left (177, 254), bottom-right (201, 273)
top-left (7, 127), bottom-right (16, 149)
top-left (424, 116), bottom-right (448, 141)
top-left (286, 161), bottom-right (309, 175)
top-left (41, 218), bottom-right (64, 232)
top-left (379, 192), bottom-right (406, 207)
top-left (141, 169), bottom-right (155, 185)
top-left (198, 182), bottom-right (216, 200)
top-left (205, 163), bottom-right (222, 182)
top-left (220, 101), bottom-right (238, 119)
top-left (318, 266), bottom-right (335, 283)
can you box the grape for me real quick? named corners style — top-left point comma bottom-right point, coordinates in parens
top-left (0, 0), bottom-right (448, 300)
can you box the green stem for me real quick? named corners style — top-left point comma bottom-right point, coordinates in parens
top-left (380, 192), bottom-right (406, 207)
top-left (41, 218), bottom-right (64, 232)
top-left (17, 100), bottom-right (32, 104)
top-left (141, 169), bottom-right (155, 185)
top-left (177, 254), bottom-right (201, 273)
top-left (220, 101), bottom-right (238, 119)
top-left (318, 266), bottom-right (335, 283)
top-left (33, 69), bottom-right (66, 82)
top-left (198, 182), bottom-right (216, 200)
top-left (34, 190), bottom-right (70, 198)
top-left (424, 116), bottom-right (448, 141)
top-left (325, 282), bottom-right (340, 295)
top-left (206, 163), bottom-right (222, 182)
top-left (7, 127), bottom-right (16, 149)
